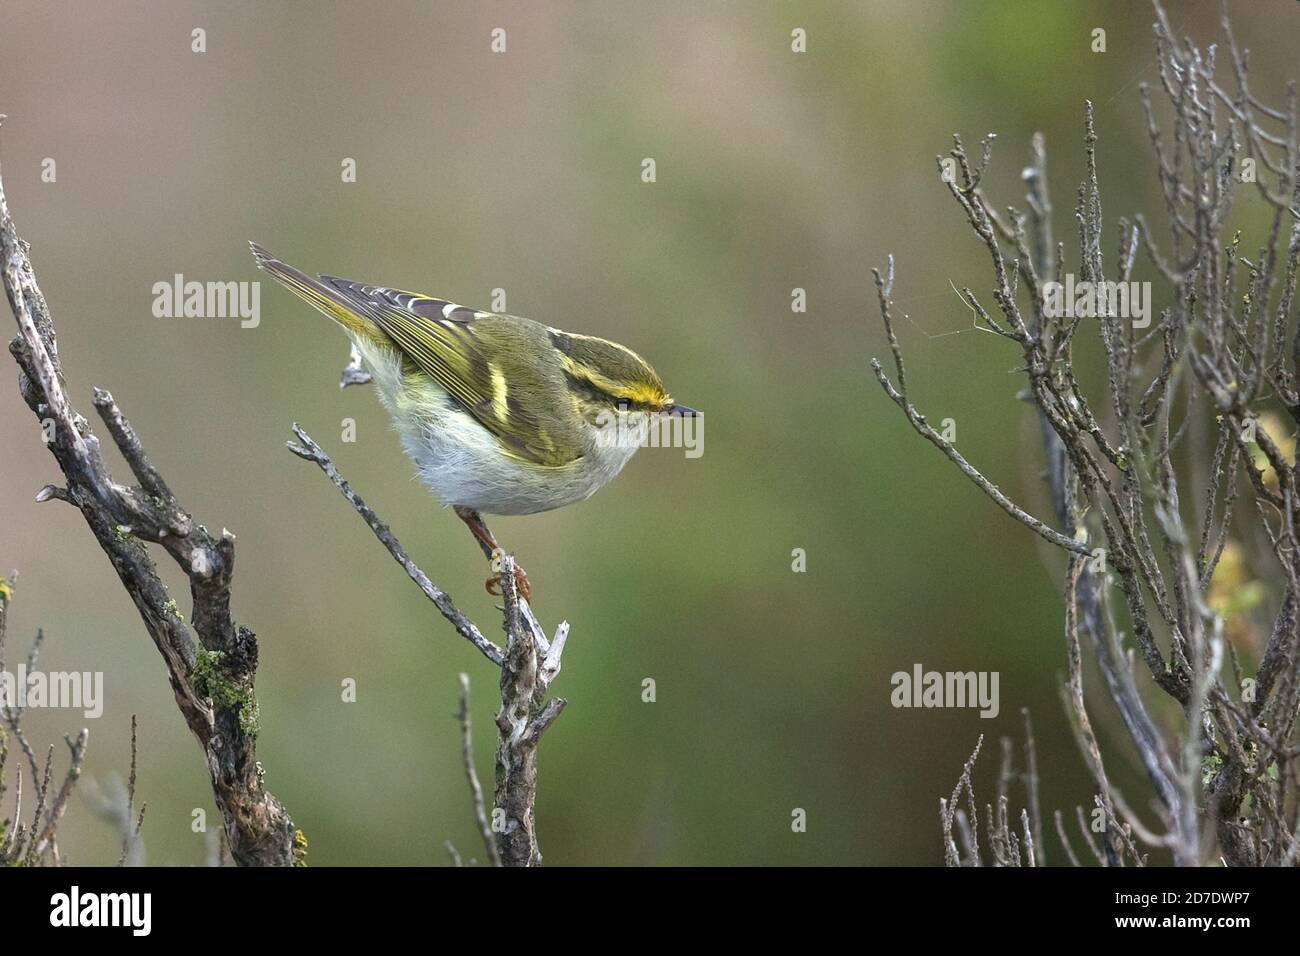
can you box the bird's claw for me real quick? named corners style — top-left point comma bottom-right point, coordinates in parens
top-left (486, 549), bottom-right (532, 601)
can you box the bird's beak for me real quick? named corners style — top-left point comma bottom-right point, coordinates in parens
top-left (664, 404), bottom-right (700, 417)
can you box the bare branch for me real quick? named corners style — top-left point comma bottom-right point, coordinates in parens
top-left (1, 138), bottom-right (296, 867)
top-left (287, 425), bottom-right (504, 666)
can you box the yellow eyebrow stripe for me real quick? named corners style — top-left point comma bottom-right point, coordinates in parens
top-left (558, 354), bottom-right (666, 407)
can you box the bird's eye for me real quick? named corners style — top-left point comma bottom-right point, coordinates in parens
top-left (615, 398), bottom-right (631, 412)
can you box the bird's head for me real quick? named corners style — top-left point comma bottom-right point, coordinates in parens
top-left (549, 329), bottom-right (697, 418)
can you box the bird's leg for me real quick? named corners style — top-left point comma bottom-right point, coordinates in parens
top-left (454, 506), bottom-right (532, 600)
top-left (455, 505), bottom-right (499, 559)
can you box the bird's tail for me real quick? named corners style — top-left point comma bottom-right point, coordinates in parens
top-left (249, 242), bottom-right (384, 345)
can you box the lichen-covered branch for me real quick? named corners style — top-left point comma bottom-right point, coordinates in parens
top-left (0, 137), bottom-right (296, 867)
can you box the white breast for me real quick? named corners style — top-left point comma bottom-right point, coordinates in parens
top-left (349, 337), bottom-right (641, 515)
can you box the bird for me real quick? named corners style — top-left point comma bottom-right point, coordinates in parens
top-left (250, 242), bottom-right (697, 599)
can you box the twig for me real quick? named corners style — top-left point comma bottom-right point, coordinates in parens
top-left (941, 735), bottom-right (984, 867)
top-left (287, 426), bottom-right (570, 866)
top-left (455, 673), bottom-right (500, 867)
top-left (117, 715), bottom-right (145, 866)
top-left (287, 425), bottom-right (504, 666)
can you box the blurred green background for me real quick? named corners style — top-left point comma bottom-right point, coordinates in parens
top-left (0, 0), bottom-right (1296, 865)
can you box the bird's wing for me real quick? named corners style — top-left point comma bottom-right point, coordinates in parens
top-left (318, 276), bottom-right (578, 466)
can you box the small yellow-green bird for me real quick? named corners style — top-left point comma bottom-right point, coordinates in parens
top-left (250, 243), bottom-right (696, 597)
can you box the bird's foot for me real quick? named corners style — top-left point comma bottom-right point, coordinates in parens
top-left (486, 549), bottom-right (533, 601)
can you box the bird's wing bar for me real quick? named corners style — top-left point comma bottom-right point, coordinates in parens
top-left (318, 276), bottom-right (570, 466)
